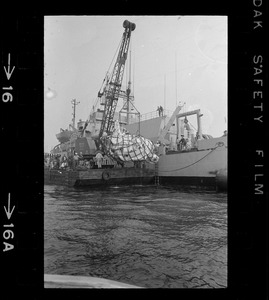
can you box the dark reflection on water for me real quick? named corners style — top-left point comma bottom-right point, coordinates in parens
top-left (44, 185), bottom-right (227, 288)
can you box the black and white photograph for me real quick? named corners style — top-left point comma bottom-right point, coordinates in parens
top-left (1, 3), bottom-right (267, 296)
top-left (44, 15), bottom-right (227, 288)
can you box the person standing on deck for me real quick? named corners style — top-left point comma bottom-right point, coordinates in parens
top-left (103, 154), bottom-right (109, 168)
top-left (95, 152), bottom-right (103, 169)
top-left (159, 105), bottom-right (164, 116)
top-left (55, 155), bottom-right (60, 169)
top-left (67, 155), bottom-right (72, 169)
top-left (73, 152), bottom-right (79, 169)
top-left (178, 135), bottom-right (187, 151)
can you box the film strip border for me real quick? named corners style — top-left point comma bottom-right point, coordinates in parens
top-left (0, 6), bottom-right (267, 298)
top-left (1, 15), bottom-right (44, 292)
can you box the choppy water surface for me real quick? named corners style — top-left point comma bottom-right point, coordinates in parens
top-left (44, 184), bottom-right (227, 288)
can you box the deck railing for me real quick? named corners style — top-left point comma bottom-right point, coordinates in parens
top-left (128, 109), bottom-right (173, 124)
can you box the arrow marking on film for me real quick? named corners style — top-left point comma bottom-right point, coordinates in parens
top-left (4, 193), bottom-right (15, 220)
top-left (3, 53), bottom-right (15, 80)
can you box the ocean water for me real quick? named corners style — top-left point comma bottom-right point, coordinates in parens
top-left (44, 184), bottom-right (227, 288)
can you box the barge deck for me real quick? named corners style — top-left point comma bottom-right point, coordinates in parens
top-left (44, 166), bottom-right (155, 187)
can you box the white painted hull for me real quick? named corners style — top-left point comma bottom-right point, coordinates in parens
top-left (158, 136), bottom-right (227, 189)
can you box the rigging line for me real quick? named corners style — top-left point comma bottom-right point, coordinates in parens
top-left (135, 34), bottom-right (195, 60)
top-left (135, 61), bottom-right (209, 83)
top-left (133, 44), bottom-right (135, 96)
top-left (159, 145), bottom-right (221, 173)
top-left (108, 36), bottom-right (122, 75)
top-left (92, 35), bottom-right (123, 115)
top-left (98, 36), bottom-right (122, 93)
top-left (125, 54), bottom-right (128, 88)
top-left (164, 74), bottom-right (166, 113)
top-left (188, 121), bottom-right (197, 131)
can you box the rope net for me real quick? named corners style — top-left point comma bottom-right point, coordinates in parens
top-left (101, 121), bottom-right (159, 164)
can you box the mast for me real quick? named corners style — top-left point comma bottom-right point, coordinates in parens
top-left (71, 99), bottom-right (80, 129)
top-left (175, 51), bottom-right (178, 107)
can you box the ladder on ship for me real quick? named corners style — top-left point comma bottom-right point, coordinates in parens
top-left (154, 163), bottom-right (159, 186)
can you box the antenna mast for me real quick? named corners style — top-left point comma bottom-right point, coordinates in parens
top-left (175, 51), bottom-right (178, 107)
top-left (71, 99), bottom-right (80, 128)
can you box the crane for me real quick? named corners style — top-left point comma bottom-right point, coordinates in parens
top-left (98, 20), bottom-right (136, 139)
top-left (157, 104), bottom-right (184, 144)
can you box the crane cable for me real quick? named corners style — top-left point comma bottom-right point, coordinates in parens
top-left (90, 37), bottom-right (123, 114)
top-left (98, 37), bottom-right (123, 94)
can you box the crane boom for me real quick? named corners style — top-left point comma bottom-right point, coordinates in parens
top-left (158, 105), bottom-right (184, 144)
top-left (99, 20), bottom-right (135, 138)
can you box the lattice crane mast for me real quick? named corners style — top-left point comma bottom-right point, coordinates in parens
top-left (98, 20), bottom-right (136, 138)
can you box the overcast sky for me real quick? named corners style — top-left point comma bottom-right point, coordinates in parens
top-left (44, 15), bottom-right (227, 152)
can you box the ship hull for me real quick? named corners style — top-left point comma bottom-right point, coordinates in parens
top-left (44, 167), bottom-right (155, 187)
top-left (158, 141), bottom-right (227, 190)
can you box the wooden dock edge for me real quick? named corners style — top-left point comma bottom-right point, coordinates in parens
top-left (44, 274), bottom-right (142, 288)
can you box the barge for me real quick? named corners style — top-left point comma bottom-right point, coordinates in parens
top-left (44, 164), bottom-right (155, 187)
